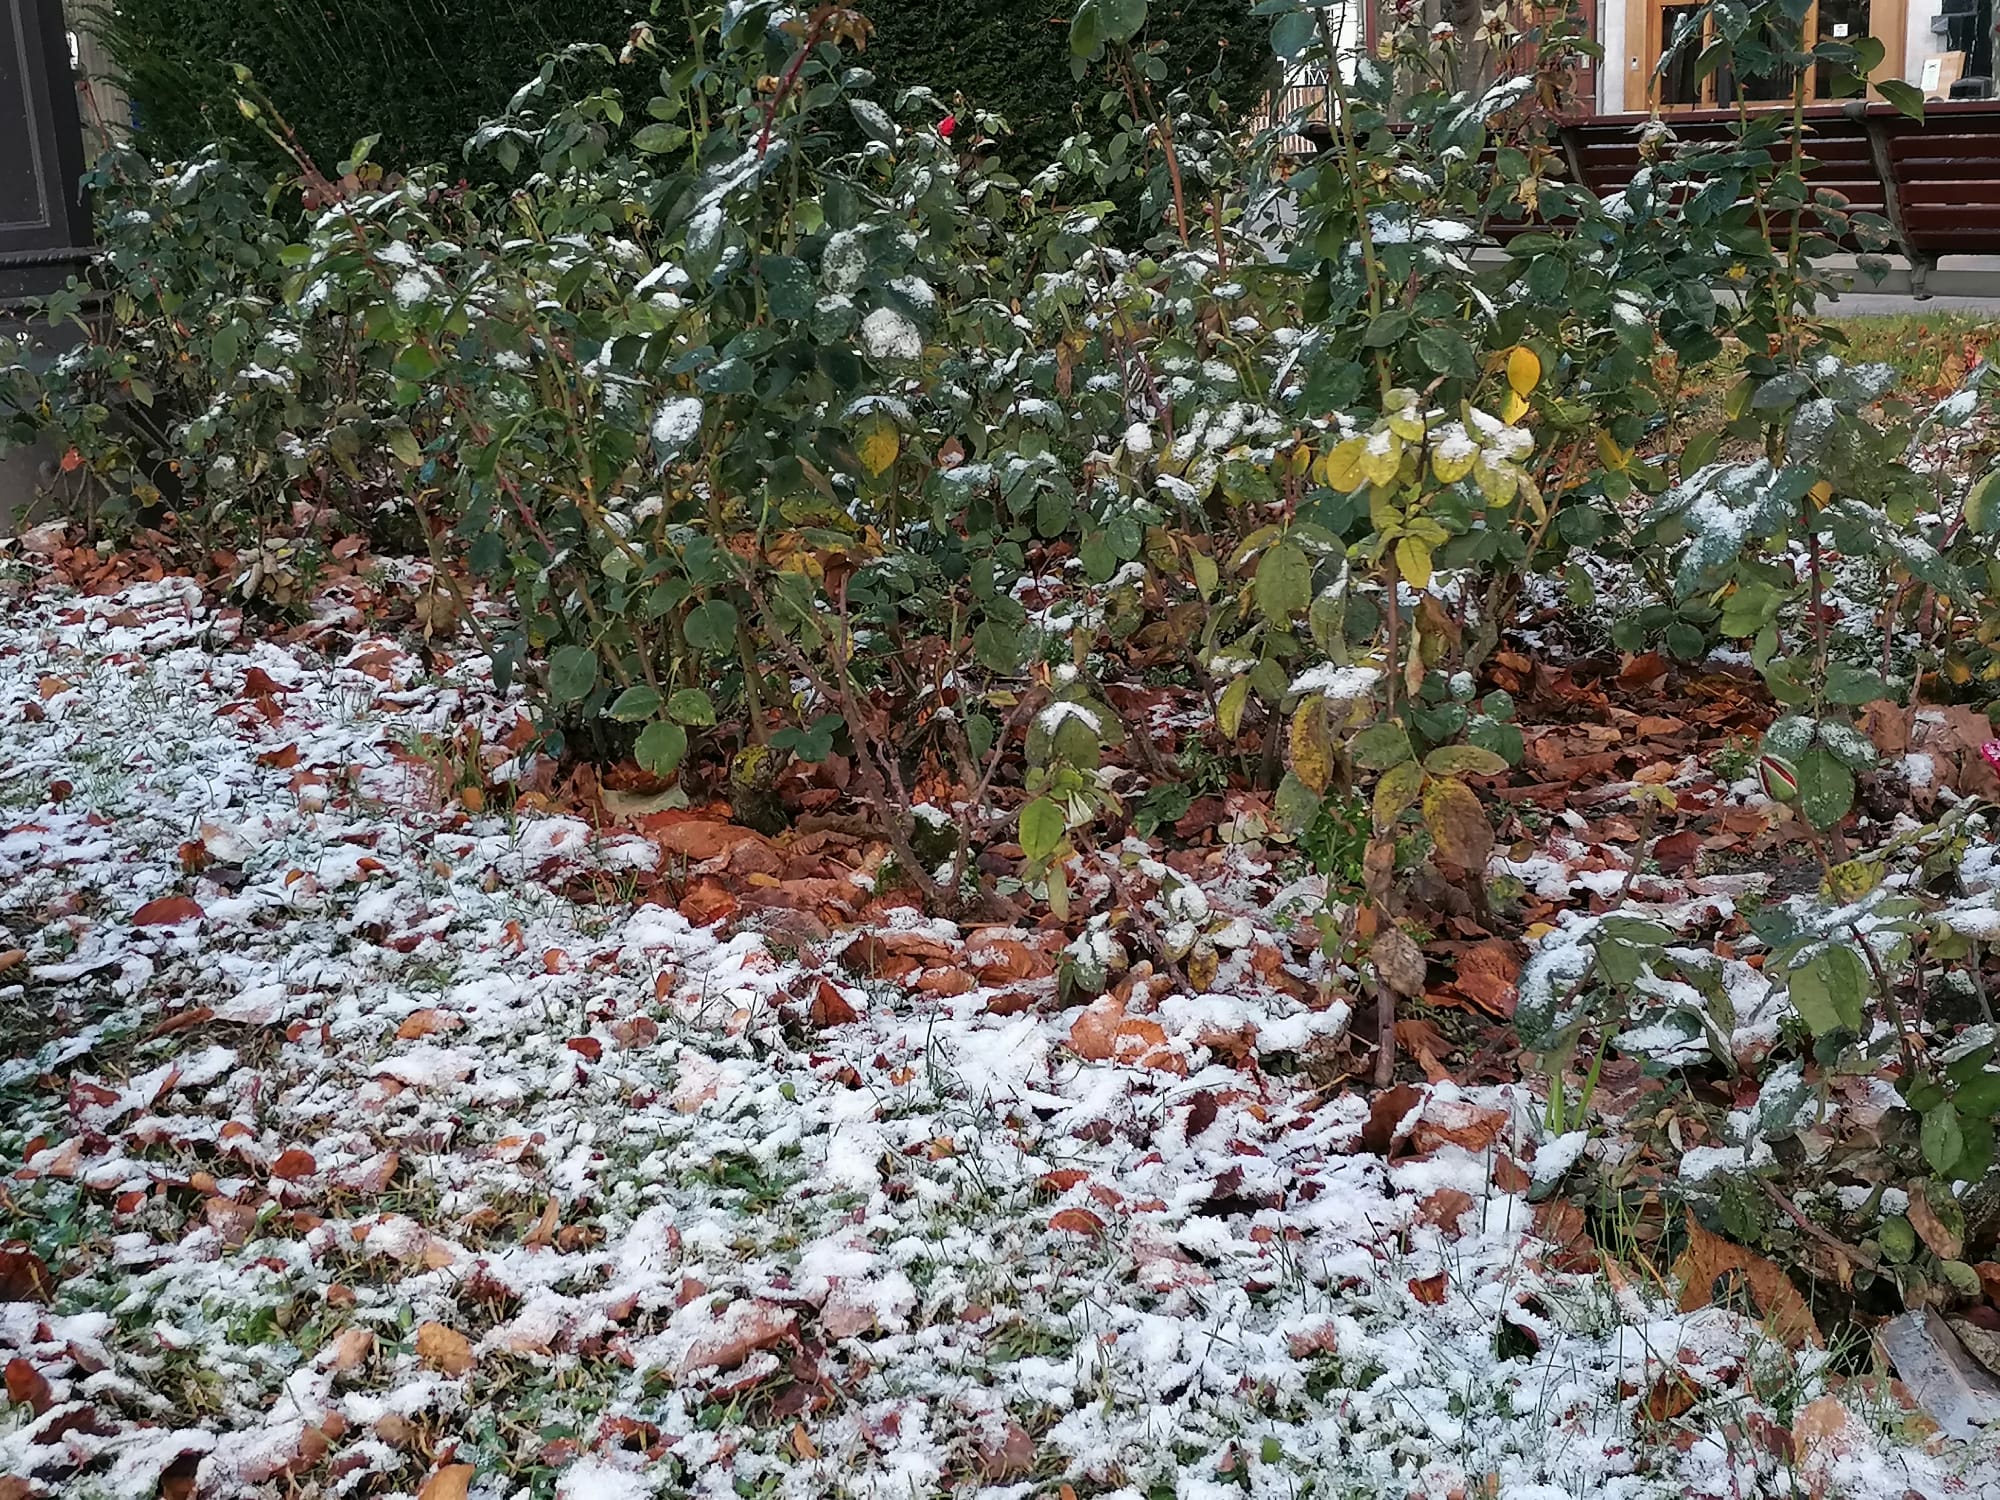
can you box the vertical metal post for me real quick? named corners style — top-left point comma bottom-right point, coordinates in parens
top-left (1, 0), bottom-right (93, 303)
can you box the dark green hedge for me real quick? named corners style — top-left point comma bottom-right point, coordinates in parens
top-left (93, 0), bottom-right (641, 170)
top-left (95, 1), bottom-right (1275, 174)
top-left (860, 1), bottom-right (1274, 169)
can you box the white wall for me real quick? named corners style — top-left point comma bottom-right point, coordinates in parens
top-left (1601, 2), bottom-right (1630, 112)
top-left (1905, 0), bottom-right (1946, 87)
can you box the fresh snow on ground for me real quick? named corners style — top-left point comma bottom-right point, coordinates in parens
top-left (0, 572), bottom-right (1990, 1499)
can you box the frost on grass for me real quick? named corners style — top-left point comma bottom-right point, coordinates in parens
top-left (0, 575), bottom-right (1988, 1500)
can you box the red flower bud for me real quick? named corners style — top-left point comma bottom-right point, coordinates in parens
top-left (938, 114), bottom-right (957, 139)
top-left (1757, 753), bottom-right (1799, 803)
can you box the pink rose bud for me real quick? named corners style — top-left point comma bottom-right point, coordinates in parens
top-left (938, 114), bottom-right (957, 139)
top-left (1983, 740), bottom-right (2000, 775)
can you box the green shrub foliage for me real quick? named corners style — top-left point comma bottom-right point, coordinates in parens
top-left (16, 0), bottom-right (2000, 1298)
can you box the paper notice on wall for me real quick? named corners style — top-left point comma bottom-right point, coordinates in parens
top-left (1833, 22), bottom-right (1849, 36)
top-left (1923, 56), bottom-right (1944, 93)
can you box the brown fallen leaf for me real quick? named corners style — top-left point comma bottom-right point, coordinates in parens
top-left (4, 1358), bottom-right (50, 1414)
top-left (1909, 1183), bottom-right (1964, 1263)
top-left (523, 1198), bottom-right (560, 1250)
top-left (415, 1321), bottom-right (474, 1375)
top-left (1416, 1187), bottom-right (1475, 1231)
top-left (809, 979), bottom-right (860, 1028)
top-left (1408, 1272), bottom-right (1448, 1304)
top-left (321, 1327), bottom-right (375, 1373)
top-left (1450, 940), bottom-right (1520, 1018)
top-left (1049, 1207), bottom-right (1106, 1237)
top-left (131, 895), bottom-right (204, 927)
top-left (417, 1464), bottom-right (474, 1500)
top-left (145, 1006), bottom-right (214, 1040)
top-left (1651, 828), bottom-right (1702, 876)
top-left (1673, 1211), bottom-right (1821, 1348)
top-left (1370, 927), bottom-right (1427, 999)
top-left (676, 1299), bottom-right (794, 1379)
top-left (0, 1245), bottom-right (54, 1303)
top-left (396, 1009), bottom-right (460, 1040)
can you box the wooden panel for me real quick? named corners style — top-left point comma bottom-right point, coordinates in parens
top-left (0, 0), bottom-right (93, 302)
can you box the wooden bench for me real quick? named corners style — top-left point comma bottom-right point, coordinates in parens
top-left (1308, 100), bottom-right (2000, 297)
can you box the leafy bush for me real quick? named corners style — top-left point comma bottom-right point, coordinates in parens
top-left (19, 0), bottom-right (2000, 1323)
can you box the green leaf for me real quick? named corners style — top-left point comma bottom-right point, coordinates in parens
top-left (1955, 1069), bottom-right (2000, 1117)
top-left (667, 688), bottom-right (716, 726)
top-left (635, 721), bottom-right (688, 778)
top-left (549, 646), bottom-right (599, 705)
top-left (683, 599), bottom-right (739, 655)
top-left (1274, 771), bottom-right (1321, 833)
top-left (386, 426), bottom-right (422, 468)
top-left (1190, 549), bottom-right (1219, 600)
top-left (1922, 1101), bottom-right (1965, 1174)
top-left (1825, 663), bottom-right (1890, 706)
top-left (966, 712), bottom-right (996, 766)
top-left (974, 621), bottom-right (1024, 673)
top-left (1270, 7), bottom-right (1314, 59)
top-left (1970, 470), bottom-right (2000, 534)
top-left (1795, 746), bottom-right (1855, 831)
top-left (849, 98), bottom-right (896, 143)
top-left (1098, 0), bottom-right (1147, 43)
top-left (1879, 1215), bottom-right (1916, 1262)
top-left (1350, 722), bottom-right (1413, 771)
top-left (1423, 745), bottom-right (1508, 777)
top-left (1788, 943), bottom-right (1867, 1037)
top-left (762, 255), bottom-right (814, 321)
top-left (1069, 0), bottom-right (1102, 57)
top-left (1878, 77), bottom-right (1925, 121)
top-left (1361, 309), bottom-right (1411, 349)
top-left (1020, 796), bottom-right (1065, 862)
top-left (1255, 540), bottom-right (1312, 620)
top-left (608, 684), bottom-right (662, 722)
top-left (1413, 326), bottom-right (1477, 381)
top-left (391, 343), bottom-right (439, 382)
top-left (631, 122), bottom-right (677, 152)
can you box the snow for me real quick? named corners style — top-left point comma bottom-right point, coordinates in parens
top-left (861, 305), bottom-right (923, 362)
top-left (0, 569), bottom-right (1986, 1500)
top-left (650, 395), bottom-right (703, 459)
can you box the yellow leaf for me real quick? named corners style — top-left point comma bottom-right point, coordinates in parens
top-left (1217, 674), bottom-right (1252, 740)
top-left (1373, 760), bottom-right (1425, 832)
top-left (1594, 431), bottom-right (1631, 471)
top-left (1501, 390), bottom-right (1528, 424)
top-left (1395, 536), bottom-right (1433, 589)
top-left (1318, 437), bottom-right (1368, 492)
top-left (1421, 775), bottom-right (1493, 870)
top-left (1359, 432), bottom-right (1403, 487)
top-left (1474, 456), bottom-right (1519, 505)
top-left (1289, 697), bottom-right (1337, 794)
top-left (1506, 344), bottom-right (1541, 398)
top-left (1723, 376), bottom-right (1754, 422)
top-left (856, 419), bottom-right (900, 477)
top-left (1388, 408), bottom-right (1427, 441)
top-left (1369, 487), bottom-right (1403, 533)
top-left (1809, 479), bottom-right (1832, 509)
top-left (1431, 439), bottom-right (1477, 486)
